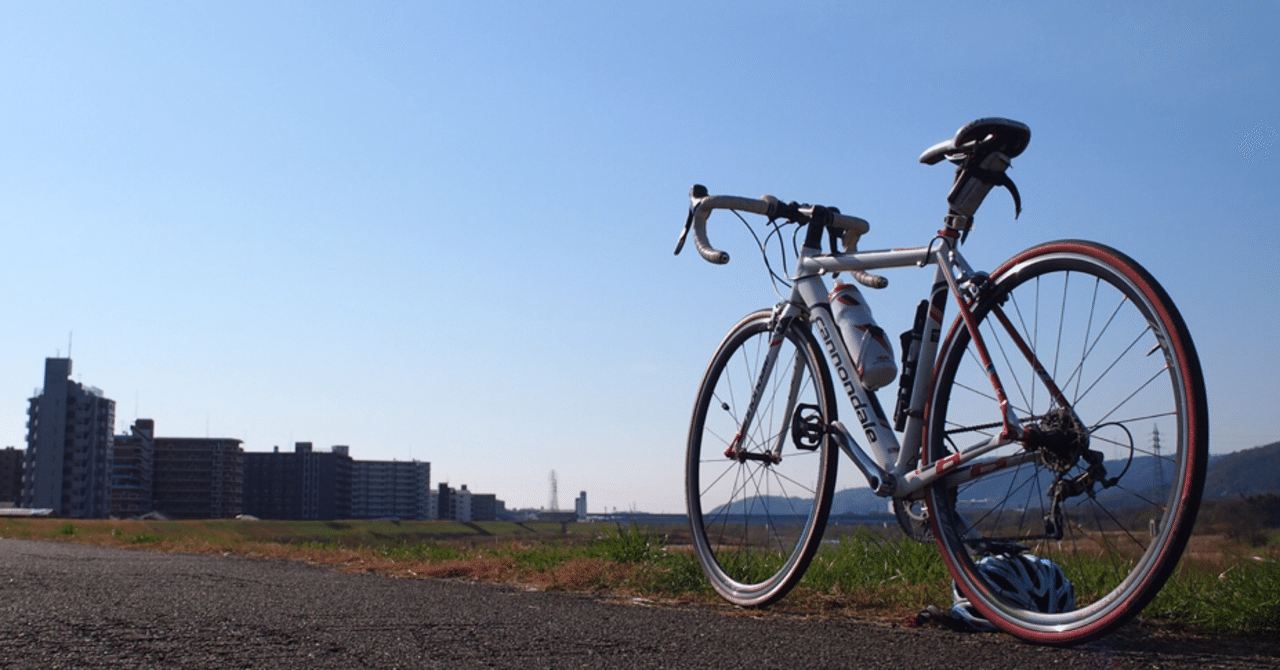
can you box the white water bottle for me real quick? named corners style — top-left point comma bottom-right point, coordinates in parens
top-left (830, 283), bottom-right (897, 391)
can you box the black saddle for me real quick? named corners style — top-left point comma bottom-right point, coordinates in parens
top-left (919, 118), bottom-right (1031, 166)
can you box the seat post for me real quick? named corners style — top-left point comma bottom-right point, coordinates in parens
top-left (944, 151), bottom-right (1015, 234)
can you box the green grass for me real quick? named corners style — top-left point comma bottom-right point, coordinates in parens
top-left (1144, 553), bottom-right (1280, 634)
top-left (2, 517), bottom-right (1275, 635)
top-left (802, 530), bottom-right (951, 604)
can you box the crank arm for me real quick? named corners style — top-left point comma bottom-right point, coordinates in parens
top-left (829, 421), bottom-right (894, 496)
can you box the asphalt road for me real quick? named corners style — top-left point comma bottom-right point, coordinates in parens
top-left (0, 538), bottom-right (1274, 669)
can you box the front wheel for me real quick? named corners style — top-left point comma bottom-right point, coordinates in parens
top-left (686, 309), bottom-right (838, 607)
top-left (925, 241), bottom-right (1208, 644)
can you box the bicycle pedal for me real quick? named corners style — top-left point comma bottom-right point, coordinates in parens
top-left (790, 404), bottom-right (825, 451)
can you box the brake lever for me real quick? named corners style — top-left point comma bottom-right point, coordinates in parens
top-left (674, 206), bottom-right (694, 256)
top-left (675, 184), bottom-right (709, 256)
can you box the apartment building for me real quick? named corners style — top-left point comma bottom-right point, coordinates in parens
top-left (350, 458), bottom-right (432, 520)
top-left (22, 358), bottom-right (115, 518)
top-left (151, 434), bottom-right (243, 519)
top-left (111, 419), bottom-right (155, 518)
top-left (105, 419), bottom-right (243, 519)
top-left (242, 442), bottom-right (352, 520)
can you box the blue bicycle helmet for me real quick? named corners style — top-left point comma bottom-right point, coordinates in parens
top-left (950, 553), bottom-right (1076, 631)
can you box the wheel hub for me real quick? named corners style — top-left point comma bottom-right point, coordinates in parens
top-left (724, 434), bottom-right (781, 464)
top-left (1023, 408), bottom-right (1090, 474)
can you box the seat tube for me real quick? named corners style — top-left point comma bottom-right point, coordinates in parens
top-left (895, 263), bottom-right (951, 474)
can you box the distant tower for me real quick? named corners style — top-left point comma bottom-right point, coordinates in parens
top-left (1151, 425), bottom-right (1164, 488)
top-left (548, 470), bottom-right (559, 512)
top-left (1149, 424), bottom-right (1166, 537)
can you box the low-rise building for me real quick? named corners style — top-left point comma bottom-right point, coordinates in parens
top-left (438, 483), bottom-right (502, 522)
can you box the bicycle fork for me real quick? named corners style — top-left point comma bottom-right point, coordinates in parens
top-left (723, 304), bottom-right (802, 466)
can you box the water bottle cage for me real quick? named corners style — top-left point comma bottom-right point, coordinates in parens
top-left (893, 300), bottom-right (929, 431)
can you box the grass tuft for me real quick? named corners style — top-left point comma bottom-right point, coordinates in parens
top-left (1145, 550), bottom-right (1280, 633)
top-left (593, 523), bottom-right (666, 564)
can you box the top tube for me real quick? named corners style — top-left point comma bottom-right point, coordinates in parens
top-left (797, 245), bottom-right (935, 276)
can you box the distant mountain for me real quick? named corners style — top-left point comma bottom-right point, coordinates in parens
top-left (713, 441), bottom-right (1280, 519)
top-left (831, 486), bottom-right (888, 517)
top-left (831, 453), bottom-right (1185, 516)
top-left (705, 495), bottom-right (822, 520)
top-left (1203, 441), bottom-right (1280, 498)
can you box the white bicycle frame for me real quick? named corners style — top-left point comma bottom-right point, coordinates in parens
top-left (685, 195), bottom-right (1049, 504)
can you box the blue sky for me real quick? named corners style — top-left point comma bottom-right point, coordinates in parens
top-left (1, 1), bottom-right (1276, 513)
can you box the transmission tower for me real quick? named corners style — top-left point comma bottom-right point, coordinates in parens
top-left (548, 470), bottom-right (559, 512)
top-left (1151, 425), bottom-right (1164, 488)
top-left (1148, 424), bottom-right (1166, 537)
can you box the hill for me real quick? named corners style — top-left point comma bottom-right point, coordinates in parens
top-left (715, 440), bottom-right (1280, 519)
top-left (1203, 441), bottom-right (1280, 498)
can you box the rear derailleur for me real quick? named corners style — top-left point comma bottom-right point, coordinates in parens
top-left (1022, 408), bottom-right (1119, 539)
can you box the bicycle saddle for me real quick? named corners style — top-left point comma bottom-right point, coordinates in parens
top-left (919, 118), bottom-right (1031, 165)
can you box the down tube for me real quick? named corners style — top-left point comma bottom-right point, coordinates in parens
top-left (805, 299), bottom-right (902, 473)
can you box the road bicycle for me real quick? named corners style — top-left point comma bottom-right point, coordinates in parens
top-left (674, 118), bottom-right (1207, 645)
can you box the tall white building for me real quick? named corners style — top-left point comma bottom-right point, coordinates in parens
top-left (22, 358), bottom-right (116, 518)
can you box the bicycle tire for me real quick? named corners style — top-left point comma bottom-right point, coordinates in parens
top-left (924, 240), bottom-right (1207, 645)
top-left (686, 308), bottom-right (838, 607)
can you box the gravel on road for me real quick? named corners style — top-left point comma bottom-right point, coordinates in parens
top-left (1, 538), bottom-right (1274, 669)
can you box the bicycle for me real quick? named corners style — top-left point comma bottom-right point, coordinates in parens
top-left (674, 118), bottom-right (1208, 645)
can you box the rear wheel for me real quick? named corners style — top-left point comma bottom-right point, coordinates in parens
top-left (686, 309), bottom-right (838, 607)
top-left (925, 241), bottom-right (1207, 644)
